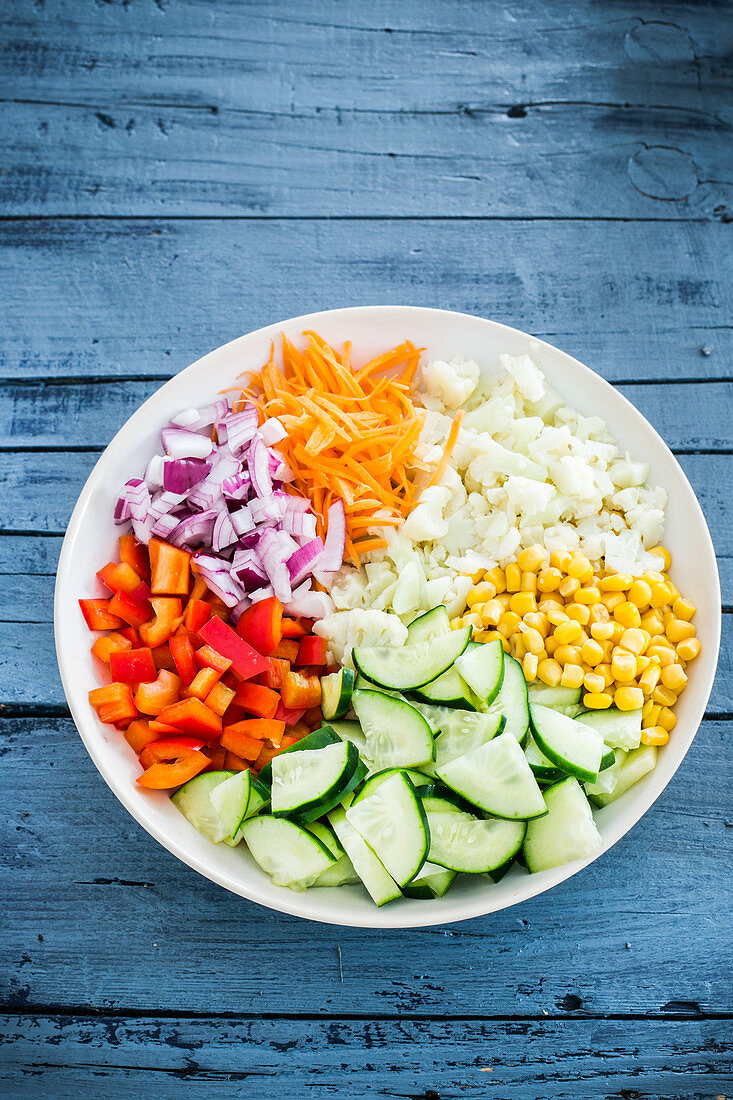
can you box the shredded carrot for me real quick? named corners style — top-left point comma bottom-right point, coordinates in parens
top-left (425, 410), bottom-right (465, 491)
top-left (241, 333), bottom-right (426, 564)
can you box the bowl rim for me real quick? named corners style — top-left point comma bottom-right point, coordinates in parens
top-left (54, 305), bottom-right (721, 928)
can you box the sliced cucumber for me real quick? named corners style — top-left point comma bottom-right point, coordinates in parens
top-left (426, 808), bottom-right (526, 874)
top-left (402, 861), bottom-right (456, 899)
top-left (528, 682), bottom-right (584, 717)
top-left (487, 655), bottom-right (530, 743)
top-left (210, 770), bottom-right (267, 840)
top-left (406, 605), bottom-right (450, 643)
top-left (352, 690), bottom-right (434, 771)
top-left (523, 776), bottom-right (602, 873)
top-left (600, 745), bottom-right (616, 771)
top-left (420, 786), bottom-right (475, 815)
top-left (241, 816), bottom-right (336, 889)
top-left (306, 820), bottom-right (345, 858)
top-left (351, 767), bottom-right (432, 806)
top-left (411, 663), bottom-right (481, 710)
top-left (529, 703), bottom-right (604, 783)
top-left (313, 852), bottom-right (362, 887)
top-left (524, 736), bottom-right (565, 782)
top-left (320, 667), bottom-right (355, 721)
top-left (456, 638), bottom-right (504, 706)
top-left (257, 725), bottom-right (340, 787)
top-left (586, 744), bottom-right (658, 807)
top-left (171, 770), bottom-right (236, 843)
top-left (328, 807), bottom-right (402, 906)
top-left (271, 740), bottom-right (359, 820)
top-left (437, 732), bottom-right (547, 819)
top-left (424, 710), bottom-right (505, 778)
top-left (345, 772), bottom-right (429, 887)
top-left (354, 675), bottom-right (398, 695)
top-left (576, 707), bottom-right (643, 751)
top-left (353, 626), bottom-right (472, 691)
top-left (329, 719), bottom-right (368, 755)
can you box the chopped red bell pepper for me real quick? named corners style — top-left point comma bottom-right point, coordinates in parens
top-left (206, 681), bottom-right (236, 716)
top-left (233, 681), bottom-right (279, 719)
top-left (97, 561), bottom-right (144, 597)
top-left (151, 643), bottom-right (177, 672)
top-left (139, 597), bottom-right (183, 648)
top-left (119, 626), bottom-right (141, 647)
top-left (185, 667), bottom-right (221, 701)
top-left (169, 634), bottom-right (197, 685)
top-left (140, 736), bottom-right (207, 767)
top-left (225, 718), bottom-right (285, 743)
top-left (110, 647), bottom-right (158, 685)
top-left (223, 750), bottom-right (250, 772)
top-left (254, 742), bottom-right (281, 769)
top-left (220, 726), bottom-right (266, 761)
top-left (108, 589), bottom-right (152, 629)
top-left (133, 669), bottom-right (181, 716)
top-left (281, 617), bottom-right (312, 639)
top-left (296, 635), bottom-right (327, 667)
top-left (274, 700), bottom-right (307, 727)
top-left (195, 644), bottom-right (232, 675)
top-left (184, 599), bottom-right (213, 637)
top-left (89, 682), bottom-right (138, 724)
top-left (119, 533), bottom-right (150, 580)
top-left (136, 739), bottom-right (208, 789)
top-left (204, 745), bottom-right (228, 771)
top-left (197, 616), bottom-right (271, 681)
top-left (236, 596), bottom-right (283, 655)
top-left (273, 638), bottom-right (300, 663)
top-left (258, 657), bottom-right (290, 690)
top-left (157, 697), bottom-right (223, 739)
top-left (79, 598), bottom-right (124, 631)
top-left (124, 719), bottom-right (159, 754)
top-left (281, 670), bottom-right (322, 710)
top-left (91, 632), bottom-right (132, 664)
top-left (148, 538), bottom-right (191, 597)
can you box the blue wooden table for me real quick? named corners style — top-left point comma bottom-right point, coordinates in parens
top-left (1, 2), bottom-right (731, 1096)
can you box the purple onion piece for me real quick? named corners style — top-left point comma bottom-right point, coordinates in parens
top-left (286, 537), bottom-right (325, 587)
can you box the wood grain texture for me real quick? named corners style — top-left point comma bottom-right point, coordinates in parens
top-left (1, 715), bottom-right (730, 1016)
top-left (1, 1014), bottom-right (731, 1100)
top-left (2, 218), bottom-right (730, 382)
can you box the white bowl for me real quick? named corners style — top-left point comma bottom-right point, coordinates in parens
top-left (55, 306), bottom-right (721, 928)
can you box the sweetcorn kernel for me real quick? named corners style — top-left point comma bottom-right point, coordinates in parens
top-left (619, 627), bottom-right (649, 655)
top-left (672, 596), bottom-right (696, 621)
top-left (559, 576), bottom-right (580, 599)
top-left (497, 611), bottom-right (521, 637)
top-left (554, 644), bottom-right (582, 665)
top-left (589, 603), bottom-right (611, 626)
top-left (509, 592), bottom-right (537, 617)
top-left (522, 652), bottom-right (539, 681)
top-left (522, 627), bottom-right (546, 656)
top-left (614, 601), bottom-right (642, 629)
top-left (661, 663), bottom-right (688, 693)
top-left (545, 636), bottom-right (558, 656)
top-left (554, 619), bottom-right (582, 645)
top-left (575, 586), bottom-right (601, 605)
top-left (482, 599), bottom-right (504, 627)
top-left (584, 671), bottom-right (606, 694)
top-left (667, 618), bottom-right (696, 644)
top-left (641, 726), bottom-right (669, 745)
top-left (628, 579), bottom-right (652, 608)
top-left (648, 545), bottom-right (672, 571)
top-left (600, 573), bottom-right (632, 592)
top-left (676, 636), bottom-right (701, 662)
top-left (611, 650), bottom-right (637, 682)
top-left (464, 613), bottom-right (483, 630)
top-left (546, 606), bottom-right (569, 626)
top-left (537, 658), bottom-right (562, 687)
top-left (596, 662), bottom-right (614, 688)
top-left (550, 549), bottom-right (573, 572)
top-left (639, 663), bottom-right (661, 694)
top-left (538, 568), bottom-right (563, 593)
top-left (484, 567), bottom-right (506, 594)
top-left (520, 572), bottom-right (538, 596)
top-left (614, 686), bottom-right (644, 711)
top-left (590, 622), bottom-right (615, 641)
top-left (467, 582), bottom-right (496, 607)
top-left (602, 592), bottom-right (625, 612)
top-left (524, 612), bottom-right (549, 637)
top-left (640, 609), bottom-right (664, 635)
top-left (505, 563), bottom-right (522, 592)
top-left (652, 685), bottom-right (677, 707)
top-left (568, 554), bottom-right (593, 582)
top-left (635, 654), bottom-right (651, 675)
top-left (583, 691), bottom-right (613, 709)
top-left (561, 663), bottom-right (584, 689)
top-left (517, 545), bottom-right (546, 572)
top-left (657, 706), bottom-right (677, 732)
top-left (566, 603), bottom-right (591, 625)
top-left (648, 645), bottom-right (674, 667)
top-left (581, 639), bottom-right (605, 666)
top-left (649, 582), bottom-right (672, 609)
top-left (642, 703), bottom-right (662, 729)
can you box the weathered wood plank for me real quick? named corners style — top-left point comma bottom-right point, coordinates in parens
top-left (0, 716), bottom-right (730, 1016)
top-left (4, 379), bottom-right (731, 451)
top-left (2, 219), bottom-right (729, 381)
top-left (1, 1015), bottom-right (730, 1100)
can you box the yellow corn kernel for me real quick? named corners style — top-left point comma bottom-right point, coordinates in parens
top-left (481, 599), bottom-right (504, 627)
top-left (544, 635), bottom-right (558, 656)
top-left (500, 636), bottom-right (511, 653)
top-left (613, 601), bottom-right (642, 629)
top-left (648, 545), bottom-right (672, 571)
top-left (496, 593), bottom-right (512, 610)
top-left (554, 644), bottom-right (582, 665)
top-left (584, 671), bottom-right (606, 694)
top-left (590, 621), bottom-right (615, 641)
top-left (641, 726), bottom-right (669, 746)
top-left (600, 573), bottom-right (632, 592)
top-left (497, 611), bottom-right (521, 637)
top-left (467, 582), bottom-right (496, 607)
top-left (644, 570), bottom-right (666, 586)
top-left (641, 697), bottom-right (654, 718)
top-left (538, 595), bottom-right (564, 614)
top-left (667, 618), bottom-right (696, 644)
top-left (537, 658), bottom-right (562, 687)
top-left (554, 619), bottom-right (582, 645)
top-left (635, 655), bottom-right (651, 675)
top-left (475, 629), bottom-right (494, 643)
top-left (481, 630), bottom-right (504, 646)
top-left (521, 572), bottom-right (538, 596)
top-left (650, 633), bottom-right (673, 650)
top-left (652, 685), bottom-right (677, 707)
top-left (546, 606), bottom-right (569, 626)
top-left (561, 663), bottom-right (585, 689)
top-left (583, 691), bottom-right (613, 709)
top-left (505, 563), bottom-right (522, 593)
top-left (619, 627), bottom-right (649, 655)
top-left (581, 639), bottom-right (605, 666)
top-left (484, 566), bottom-right (506, 594)
top-left (657, 706), bottom-right (677, 732)
top-left (676, 636), bottom-right (701, 662)
top-left (588, 602), bottom-right (611, 626)
top-left (639, 663), bottom-right (661, 694)
top-left (452, 617), bottom-right (466, 630)
top-left (517, 545), bottom-right (546, 572)
top-left (596, 662), bottom-right (614, 688)
top-left (523, 612), bottom-right (549, 637)
top-left (648, 582), bottom-right (672, 609)
top-left (512, 634), bottom-right (526, 659)
top-left (509, 592), bottom-right (537, 617)
top-left (671, 596), bottom-right (696, 622)
top-left (468, 569), bottom-right (485, 583)
top-left (614, 686), bottom-right (644, 711)
top-left (575, 586), bottom-right (601, 605)
top-left (627, 579), bottom-right (652, 608)
top-left (565, 603), bottom-right (591, 625)
top-left (537, 567), bottom-right (562, 593)
top-left (598, 639), bottom-right (613, 663)
top-left (522, 652), bottom-right (539, 681)
top-left (568, 554), bottom-right (593, 582)
top-left (640, 609), bottom-right (664, 635)
top-left (559, 576), bottom-right (580, 599)
top-left (464, 612), bottom-right (483, 630)
top-left (647, 645), bottom-right (674, 668)
top-left (611, 650), bottom-right (637, 683)
top-left (602, 593), bottom-right (625, 613)
top-left (661, 663), bottom-right (688, 693)
top-left (550, 549), bottom-right (574, 573)
top-left (666, 580), bottom-right (681, 601)
top-left (522, 627), bottom-right (546, 657)
top-left (642, 703), bottom-right (662, 729)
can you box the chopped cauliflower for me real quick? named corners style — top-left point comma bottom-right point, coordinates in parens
top-left (420, 356), bottom-right (480, 409)
top-left (313, 609), bottom-right (408, 668)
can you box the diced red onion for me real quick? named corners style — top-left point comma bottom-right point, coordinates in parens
top-left (169, 509), bottom-right (217, 548)
top-left (161, 427), bottom-right (214, 460)
top-left (260, 417), bottom-right (288, 446)
top-left (163, 457), bottom-right (211, 494)
top-left (281, 510), bottom-right (318, 539)
top-left (151, 512), bottom-right (180, 539)
top-left (257, 528), bottom-right (293, 601)
top-left (193, 554), bottom-right (245, 608)
top-left (277, 491), bottom-right (310, 514)
top-left (222, 472), bottom-right (250, 501)
top-left (170, 399), bottom-right (228, 433)
top-left (249, 584), bottom-right (275, 603)
top-left (218, 405), bottom-right (259, 456)
top-left (315, 498), bottom-right (346, 575)
top-left (284, 587), bottom-right (335, 619)
top-left (231, 547), bottom-right (267, 586)
top-left (250, 497), bottom-right (284, 526)
top-left (145, 455), bottom-right (166, 489)
top-left (287, 538), bottom-right (325, 586)
top-left (114, 478), bottom-right (148, 524)
top-left (230, 507), bottom-right (255, 537)
top-left (212, 509), bottom-right (238, 553)
top-left (248, 436), bottom-right (272, 499)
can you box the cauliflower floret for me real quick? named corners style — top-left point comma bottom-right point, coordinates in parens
top-left (499, 353), bottom-right (546, 403)
top-left (503, 476), bottom-right (556, 520)
top-left (402, 486), bottom-right (451, 541)
top-left (313, 609), bottom-right (408, 668)
top-left (421, 356), bottom-right (480, 409)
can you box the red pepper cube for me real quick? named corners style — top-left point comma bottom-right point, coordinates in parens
top-left (281, 671), bottom-right (322, 710)
top-left (157, 698), bottom-right (223, 740)
top-left (108, 589), bottom-right (152, 629)
top-left (185, 667), bottom-right (221, 701)
top-left (139, 597), bottom-right (183, 648)
top-left (110, 647), bottom-right (158, 685)
top-left (258, 657), bottom-right (290, 690)
top-left (197, 616), bottom-right (271, 681)
top-left (97, 561), bottom-right (144, 596)
top-left (89, 682), bottom-right (138, 725)
top-left (148, 538), bottom-right (191, 596)
top-left (169, 635), bottom-right (198, 685)
top-left (280, 616), bottom-right (310, 639)
top-left (273, 638), bottom-right (300, 663)
top-left (136, 739), bottom-right (209, 789)
top-left (133, 669), bottom-right (181, 716)
top-left (79, 598), bottom-right (125, 631)
top-left (184, 599), bottom-right (212, 634)
top-left (206, 681), bottom-right (236, 717)
top-left (236, 596), bottom-right (283, 655)
top-left (124, 719), bottom-right (159, 755)
top-left (232, 682), bottom-right (280, 720)
top-left (296, 636), bottom-right (327, 667)
top-left (119, 533), bottom-right (150, 580)
top-left (195, 644), bottom-right (232, 676)
top-left (91, 632), bottom-right (133, 664)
